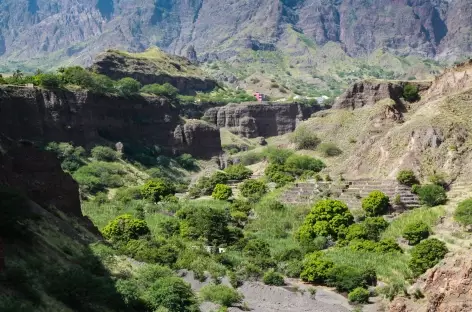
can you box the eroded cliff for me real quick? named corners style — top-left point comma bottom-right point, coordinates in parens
top-left (0, 86), bottom-right (221, 158)
top-left (203, 102), bottom-right (316, 138)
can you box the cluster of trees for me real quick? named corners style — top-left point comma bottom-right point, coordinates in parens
top-left (0, 67), bottom-right (186, 98)
top-left (290, 125), bottom-right (342, 156)
top-left (264, 147), bottom-right (326, 187)
top-left (396, 170), bottom-right (448, 207)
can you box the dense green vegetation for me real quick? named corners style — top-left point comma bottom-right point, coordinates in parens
top-left (3, 131), bottom-right (454, 311)
top-left (454, 199), bottom-right (472, 226)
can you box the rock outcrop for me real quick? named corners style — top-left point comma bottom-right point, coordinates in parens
top-left (0, 86), bottom-right (221, 158)
top-left (333, 80), bottom-right (432, 110)
top-left (0, 136), bottom-right (81, 217)
top-left (203, 102), bottom-right (317, 138)
top-left (173, 120), bottom-right (221, 159)
top-left (389, 255), bottom-right (472, 312)
top-left (425, 60), bottom-right (472, 101)
top-left (91, 49), bottom-right (218, 95)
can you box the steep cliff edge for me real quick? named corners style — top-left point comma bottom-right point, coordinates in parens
top-left (0, 136), bottom-right (81, 217)
top-left (91, 48), bottom-right (218, 95)
top-left (389, 255), bottom-right (472, 312)
top-left (0, 86), bottom-right (221, 158)
top-left (333, 80), bottom-right (432, 110)
top-left (203, 102), bottom-right (317, 138)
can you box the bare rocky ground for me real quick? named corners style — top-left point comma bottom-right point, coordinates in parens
top-left (181, 270), bottom-right (385, 312)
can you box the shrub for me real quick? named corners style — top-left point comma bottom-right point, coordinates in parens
top-left (408, 238), bottom-right (448, 277)
top-left (141, 179), bottom-right (176, 203)
top-left (114, 186), bottom-right (143, 203)
top-left (145, 276), bottom-right (198, 312)
top-left (91, 146), bottom-right (119, 162)
top-left (454, 199), bottom-right (472, 226)
top-left (403, 221), bottom-right (431, 245)
top-left (102, 214), bottom-right (150, 242)
top-left (268, 171), bottom-right (295, 187)
top-left (403, 83), bottom-right (419, 102)
top-left (396, 170), bottom-right (419, 186)
top-left (73, 162), bottom-right (125, 193)
top-left (264, 147), bottom-right (294, 165)
top-left (297, 199), bottom-right (354, 242)
top-left (239, 179), bottom-right (267, 199)
top-left (300, 252), bottom-right (335, 283)
top-left (429, 173), bottom-right (447, 188)
top-left (199, 284), bottom-right (243, 307)
top-left (176, 153), bottom-right (197, 170)
top-left (318, 143), bottom-right (342, 157)
top-left (348, 287), bottom-right (370, 304)
top-left (326, 265), bottom-right (376, 292)
top-left (375, 238), bottom-right (403, 253)
top-left (263, 269), bottom-right (285, 286)
top-left (417, 184), bottom-right (447, 207)
top-left (362, 217), bottom-right (389, 241)
top-left (224, 164), bottom-right (253, 181)
top-left (38, 73), bottom-right (63, 88)
top-left (116, 77), bottom-right (141, 96)
top-left (362, 191), bottom-right (390, 216)
top-left (285, 154), bottom-right (325, 175)
top-left (291, 125), bottom-right (321, 150)
top-left (189, 171), bottom-right (229, 198)
top-left (212, 184), bottom-right (233, 201)
top-left (140, 83), bottom-right (179, 97)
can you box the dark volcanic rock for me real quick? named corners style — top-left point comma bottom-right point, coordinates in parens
top-left (91, 49), bottom-right (218, 95)
top-left (0, 136), bottom-right (81, 217)
top-left (0, 86), bottom-right (221, 158)
top-left (334, 80), bottom-right (432, 110)
top-left (173, 120), bottom-right (221, 158)
top-left (204, 102), bottom-right (317, 138)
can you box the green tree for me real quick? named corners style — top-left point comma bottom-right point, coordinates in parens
top-left (362, 191), bottom-right (390, 216)
top-left (300, 252), bottom-right (334, 283)
top-left (37, 73), bottom-right (62, 89)
top-left (177, 201), bottom-right (234, 245)
top-left (141, 179), bottom-right (176, 203)
top-left (239, 179), bottom-right (267, 199)
top-left (326, 265), bottom-right (376, 292)
top-left (284, 154), bottom-right (325, 175)
top-left (199, 284), bottom-right (243, 307)
top-left (176, 154), bottom-right (197, 170)
top-left (91, 146), bottom-right (119, 162)
top-left (396, 170), bottom-right (419, 186)
top-left (145, 277), bottom-right (198, 312)
top-left (102, 214), bottom-right (150, 242)
top-left (454, 198), bottom-right (472, 226)
top-left (291, 124), bottom-right (321, 150)
top-left (403, 83), bottom-right (420, 102)
top-left (348, 287), bottom-right (370, 304)
top-left (417, 184), bottom-right (447, 207)
top-left (263, 269), bottom-right (285, 286)
top-left (408, 238), bottom-right (448, 277)
top-left (297, 199), bottom-right (354, 241)
top-left (140, 83), bottom-right (179, 97)
top-left (116, 77), bottom-right (141, 96)
top-left (212, 184), bottom-right (233, 201)
top-left (362, 217), bottom-right (389, 241)
top-left (403, 221), bottom-right (431, 245)
top-left (224, 164), bottom-right (253, 181)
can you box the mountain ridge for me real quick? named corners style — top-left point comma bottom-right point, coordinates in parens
top-left (0, 0), bottom-right (470, 71)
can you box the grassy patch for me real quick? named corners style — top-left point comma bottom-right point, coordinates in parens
top-left (381, 207), bottom-right (446, 241)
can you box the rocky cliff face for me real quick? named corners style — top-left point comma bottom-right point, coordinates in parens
top-left (203, 103), bottom-right (316, 138)
top-left (0, 136), bottom-right (81, 217)
top-left (389, 255), bottom-right (472, 312)
top-left (91, 49), bottom-right (218, 95)
top-left (0, 0), bottom-right (470, 68)
top-left (334, 80), bottom-right (432, 110)
top-left (0, 86), bottom-right (221, 158)
top-left (174, 120), bottom-right (221, 159)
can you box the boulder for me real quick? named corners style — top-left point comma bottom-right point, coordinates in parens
top-left (174, 120), bottom-right (222, 159)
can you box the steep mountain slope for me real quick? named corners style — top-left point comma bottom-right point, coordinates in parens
top-left (287, 61), bottom-right (472, 183)
top-left (0, 0), bottom-right (469, 95)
